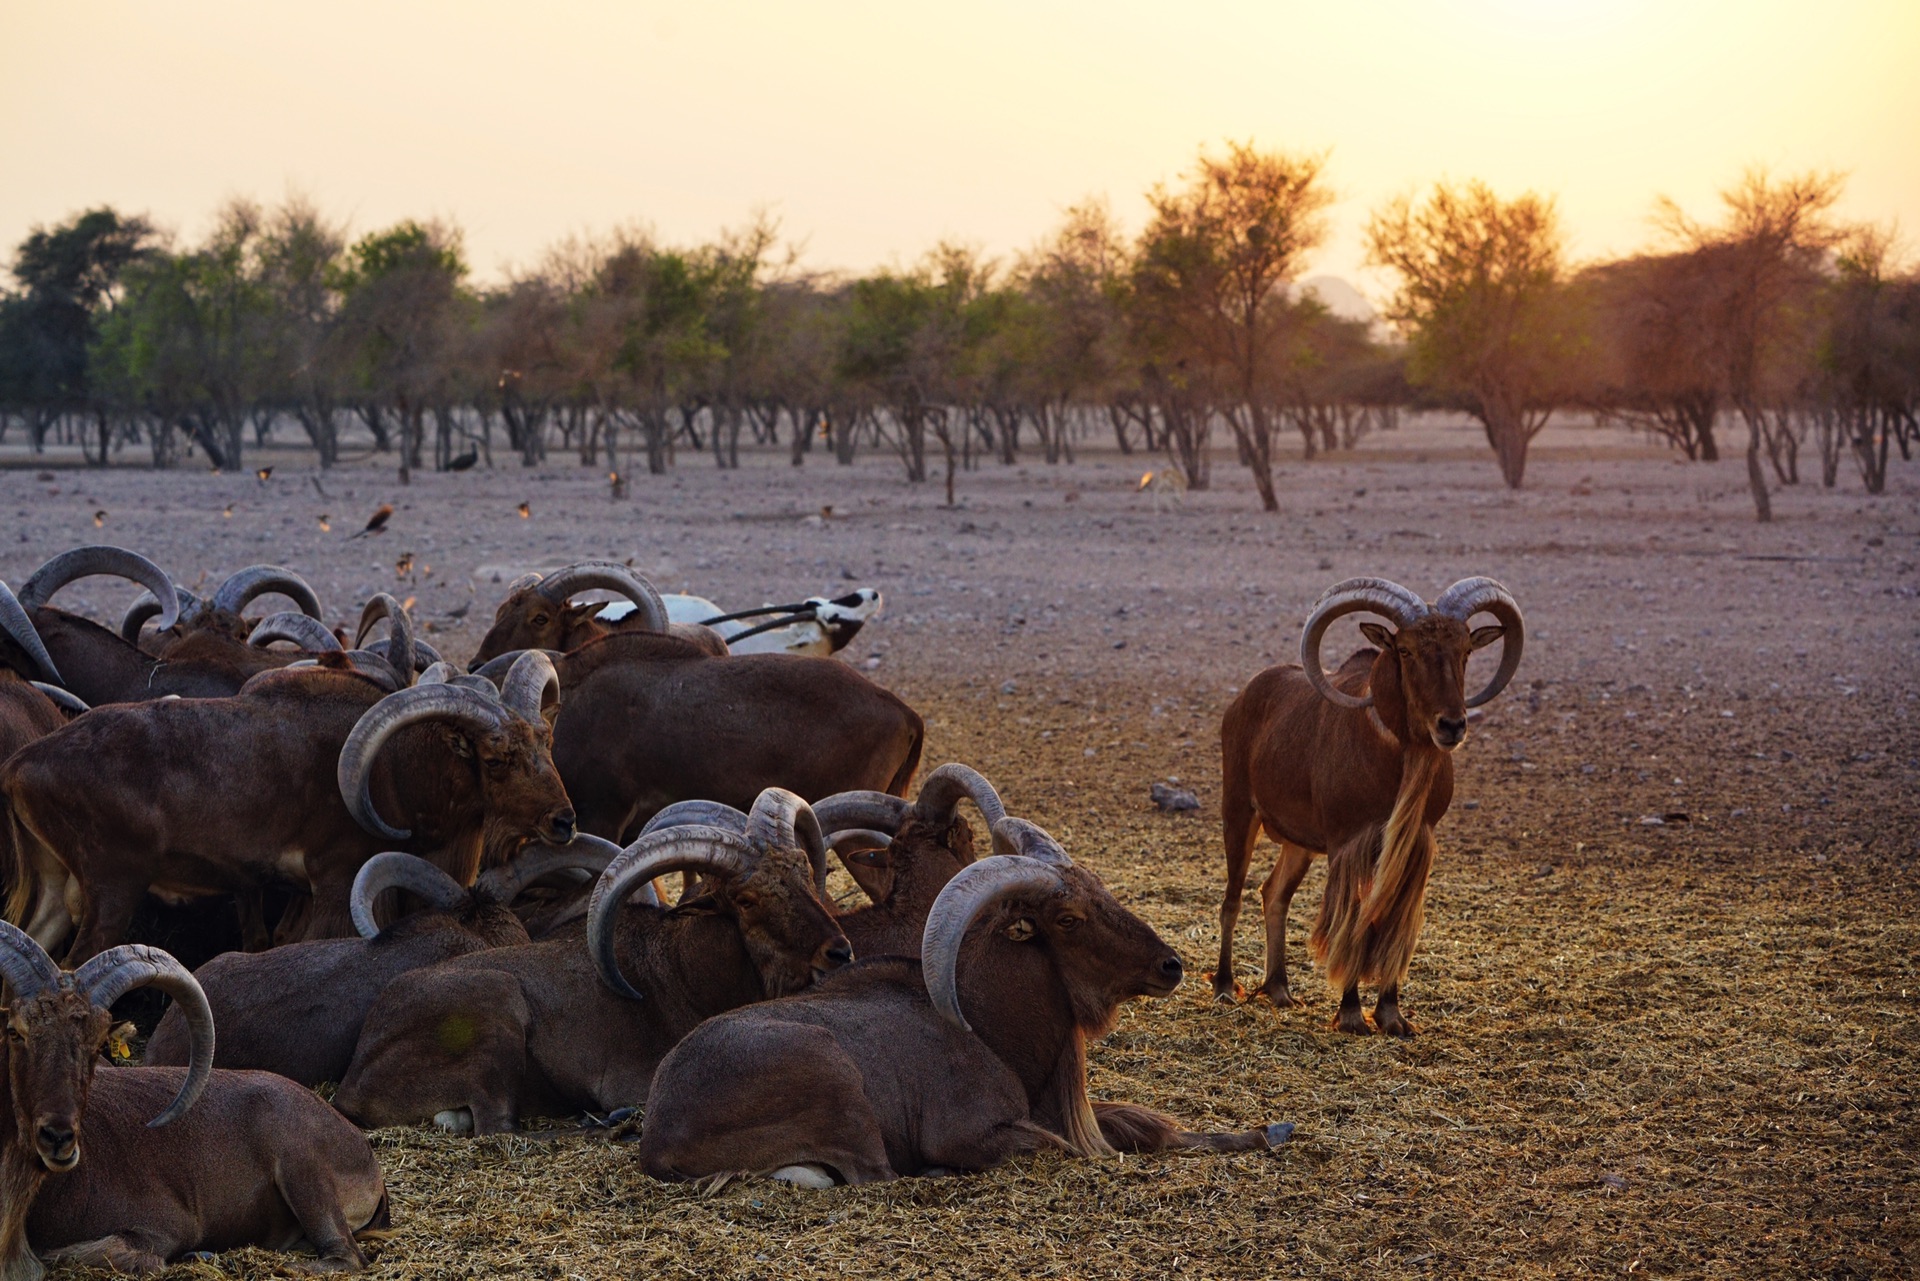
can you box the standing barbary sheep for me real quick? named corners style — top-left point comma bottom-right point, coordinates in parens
top-left (1214, 576), bottom-right (1523, 1035)
top-left (0, 923), bottom-right (388, 1279)
top-left (1, 649), bottom-right (575, 963)
top-left (637, 818), bottom-right (1283, 1186)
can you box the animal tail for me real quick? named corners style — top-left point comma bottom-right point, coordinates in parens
top-left (1088, 1101), bottom-right (1266, 1154)
top-left (885, 716), bottom-right (924, 799)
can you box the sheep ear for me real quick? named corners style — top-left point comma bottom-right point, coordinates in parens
top-left (1359, 622), bottom-right (1394, 650)
top-left (1470, 624), bottom-right (1505, 650)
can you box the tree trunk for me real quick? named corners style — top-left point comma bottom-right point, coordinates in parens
top-left (1741, 409), bottom-right (1773, 522)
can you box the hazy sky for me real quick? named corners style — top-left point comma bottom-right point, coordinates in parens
top-left (3, 0), bottom-right (1914, 299)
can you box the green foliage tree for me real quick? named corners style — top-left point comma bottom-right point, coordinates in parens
top-left (1366, 180), bottom-right (1571, 488)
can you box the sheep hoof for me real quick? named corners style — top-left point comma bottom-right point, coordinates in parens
top-left (1263, 1122), bottom-right (1296, 1147)
top-left (433, 1108), bottom-right (475, 1135)
top-left (770, 1164), bottom-right (838, 1190)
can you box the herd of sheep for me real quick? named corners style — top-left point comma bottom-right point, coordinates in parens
top-left (0, 545), bottom-right (1519, 1275)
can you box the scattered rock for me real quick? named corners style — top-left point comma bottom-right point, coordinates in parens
top-left (1000, 679), bottom-right (1018, 695)
top-left (1150, 781), bottom-right (1199, 813)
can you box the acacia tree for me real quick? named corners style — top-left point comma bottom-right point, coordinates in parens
top-left (1580, 251), bottom-right (1729, 460)
top-left (1652, 169), bottom-right (1847, 520)
top-left (1134, 143), bottom-right (1332, 510)
top-left (1366, 180), bottom-right (1570, 488)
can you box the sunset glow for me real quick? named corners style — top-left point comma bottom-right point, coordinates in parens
top-left (2, 0), bottom-right (1914, 295)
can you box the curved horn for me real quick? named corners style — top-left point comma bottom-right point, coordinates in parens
top-left (350, 852), bottom-right (468, 938)
top-left (416, 660), bottom-right (456, 686)
top-left (72, 945), bottom-right (213, 1127)
top-left (0, 581), bottom-right (63, 684)
top-left (468, 649), bottom-right (567, 684)
top-left (211, 565), bottom-right (322, 619)
top-left (745, 787), bottom-right (828, 894)
top-left (535, 562), bottom-right (667, 632)
top-left (28, 682), bottom-right (89, 716)
top-left (119, 586), bottom-right (203, 642)
top-left (0, 920), bottom-right (62, 1001)
top-left (19, 546), bottom-right (180, 630)
top-left (988, 816), bottom-right (1074, 867)
top-left (504, 571), bottom-right (545, 595)
top-left (354, 594), bottom-right (416, 687)
top-left (811, 790), bottom-right (912, 835)
top-left (247, 612), bottom-right (342, 652)
top-left (586, 826), bottom-right (760, 1000)
top-left (912, 763), bottom-right (1008, 829)
top-left (1298, 577), bottom-right (1430, 710)
top-left (640, 800), bottom-right (750, 837)
top-left (477, 833), bottom-right (622, 904)
top-left (338, 683), bottom-right (509, 840)
top-left (1433, 576), bottom-right (1526, 708)
top-left (499, 649), bottom-right (559, 723)
top-left (921, 856), bottom-right (1068, 1032)
top-left (826, 828), bottom-right (893, 855)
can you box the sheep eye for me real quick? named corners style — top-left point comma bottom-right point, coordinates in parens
top-left (1056, 914), bottom-right (1082, 931)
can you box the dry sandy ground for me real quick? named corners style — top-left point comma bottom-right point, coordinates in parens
top-left (5, 415), bottom-right (1917, 1279)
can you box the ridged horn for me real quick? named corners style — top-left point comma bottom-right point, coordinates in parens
top-left (1299, 577), bottom-right (1430, 710)
top-left (809, 790), bottom-right (911, 835)
top-left (29, 682), bottom-right (89, 716)
top-left (1433, 576), bottom-right (1526, 708)
top-left (338, 683), bottom-right (509, 840)
top-left (0, 581), bottom-right (63, 684)
top-left (921, 856), bottom-right (1068, 1033)
top-left (826, 829), bottom-right (893, 855)
top-left (247, 612), bottom-right (341, 652)
top-left (640, 800), bottom-right (750, 837)
top-left (586, 826), bottom-right (760, 1000)
top-left (535, 562), bottom-right (667, 632)
top-left (19, 546), bottom-right (180, 630)
top-left (744, 787), bottom-right (828, 893)
top-left (73, 944), bottom-right (213, 1127)
top-left (119, 586), bottom-right (202, 642)
top-left (211, 565), bottom-right (322, 619)
top-left (988, 816), bottom-right (1074, 867)
top-left (350, 852), bottom-right (469, 938)
top-left (913, 763), bottom-right (1008, 829)
top-left (476, 833), bottom-right (622, 905)
top-left (354, 594), bottom-right (416, 687)
top-left (468, 649), bottom-right (567, 683)
top-left (0, 920), bottom-right (63, 1000)
top-left (499, 649), bottom-right (559, 723)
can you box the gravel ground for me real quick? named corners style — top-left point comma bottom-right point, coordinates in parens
top-left (7, 414), bottom-right (1917, 1279)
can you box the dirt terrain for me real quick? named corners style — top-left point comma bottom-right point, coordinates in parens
top-left (6, 415), bottom-right (1917, 1279)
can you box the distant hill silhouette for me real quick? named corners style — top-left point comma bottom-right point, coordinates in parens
top-left (1294, 275), bottom-right (1376, 324)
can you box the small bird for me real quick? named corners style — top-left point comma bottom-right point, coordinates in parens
top-left (517, 501), bottom-right (531, 519)
top-left (351, 504), bottom-right (395, 540)
top-left (448, 449), bottom-right (478, 472)
top-left (222, 505), bottom-right (234, 519)
top-left (318, 514), bottom-right (332, 533)
top-left (256, 466), bottom-right (273, 484)
top-left (92, 510), bottom-right (106, 528)
top-left (395, 552), bottom-right (415, 579)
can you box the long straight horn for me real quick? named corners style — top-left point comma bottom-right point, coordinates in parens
top-left (1298, 577), bottom-right (1429, 710)
top-left (0, 580), bottom-right (63, 683)
top-left (920, 856), bottom-right (1067, 1033)
top-left (72, 945), bottom-right (214, 1127)
top-left (1433, 576), bottom-right (1525, 707)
